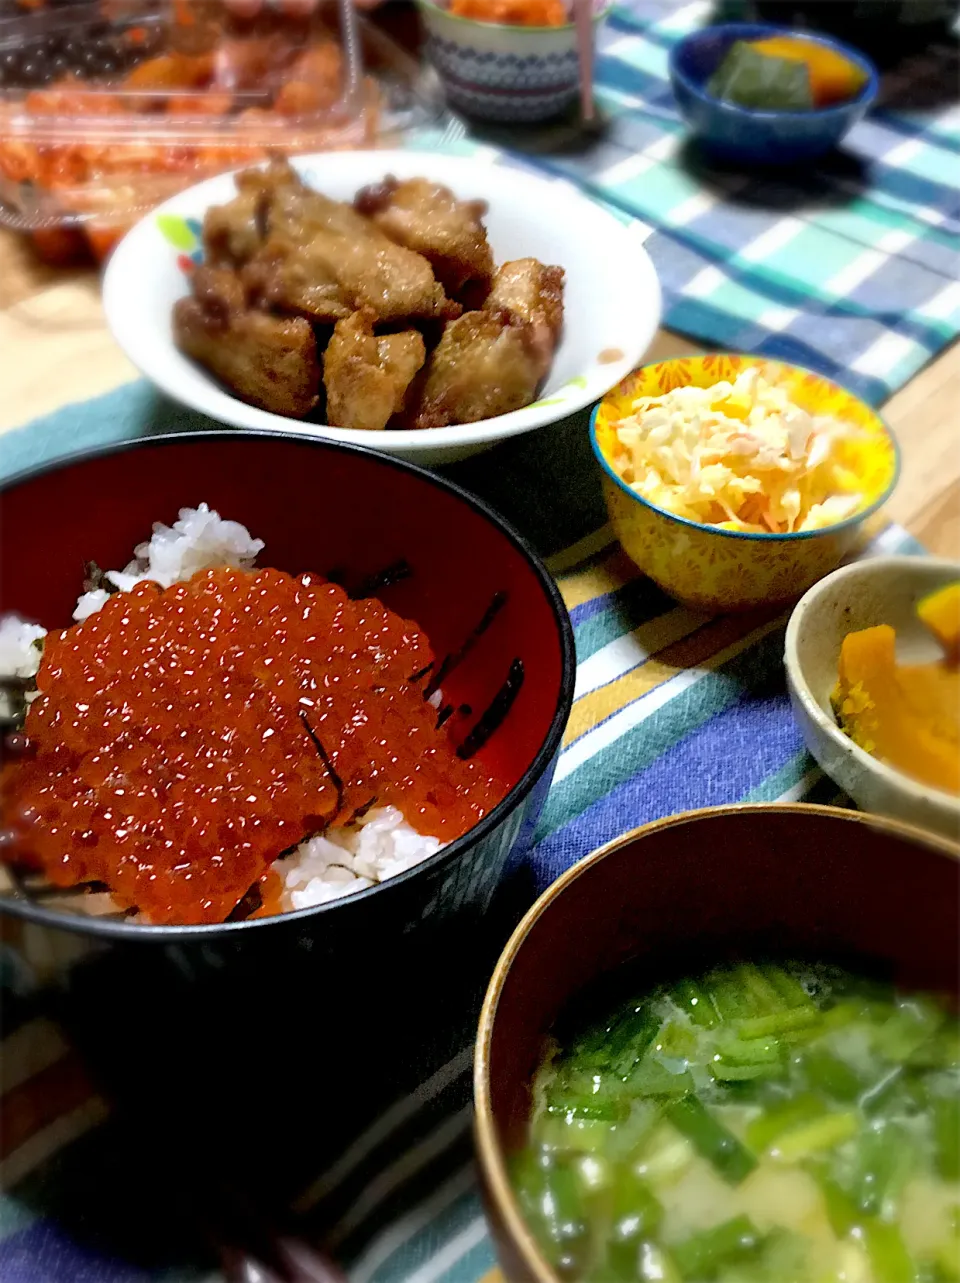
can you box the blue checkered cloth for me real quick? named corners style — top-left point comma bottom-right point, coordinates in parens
top-left (511, 0), bottom-right (960, 405)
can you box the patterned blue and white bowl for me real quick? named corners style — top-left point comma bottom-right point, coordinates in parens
top-left (417, 0), bottom-right (609, 124)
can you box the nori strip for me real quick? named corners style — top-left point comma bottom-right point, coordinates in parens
top-left (352, 559), bottom-right (413, 601)
top-left (226, 882), bottom-right (263, 923)
top-left (457, 658), bottom-right (524, 760)
top-left (299, 713), bottom-right (345, 820)
top-left (424, 591), bottom-right (507, 701)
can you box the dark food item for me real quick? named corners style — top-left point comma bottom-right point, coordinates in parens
top-left (354, 175), bottom-right (494, 302)
top-left (323, 309), bottom-right (426, 432)
top-left (175, 157), bottom-right (565, 429)
top-left (173, 264), bottom-right (320, 418)
top-left (410, 311), bottom-right (542, 430)
top-left (0, 17), bottom-right (159, 89)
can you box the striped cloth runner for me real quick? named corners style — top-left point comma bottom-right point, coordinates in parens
top-left (473, 0), bottom-right (960, 406)
top-left (0, 490), bottom-right (924, 1281)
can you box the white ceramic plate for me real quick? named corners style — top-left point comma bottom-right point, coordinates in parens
top-left (103, 150), bottom-right (662, 465)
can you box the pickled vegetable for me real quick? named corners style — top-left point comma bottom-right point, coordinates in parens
top-left (708, 35), bottom-right (868, 112)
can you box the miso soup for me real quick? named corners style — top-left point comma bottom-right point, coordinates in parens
top-left (513, 961), bottom-right (960, 1282)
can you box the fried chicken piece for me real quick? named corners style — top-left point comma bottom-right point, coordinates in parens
top-left (266, 169), bottom-right (380, 245)
top-left (235, 155), bottom-right (304, 203)
top-left (484, 258), bottom-right (565, 381)
top-left (174, 264), bottom-right (320, 418)
top-left (411, 311), bottom-right (541, 429)
top-left (241, 240), bottom-right (350, 323)
top-left (324, 310), bottom-right (426, 431)
top-left (201, 157), bottom-right (303, 268)
top-left (354, 176), bottom-right (494, 301)
top-left (202, 184), bottom-right (267, 268)
top-left (230, 160), bottom-right (459, 324)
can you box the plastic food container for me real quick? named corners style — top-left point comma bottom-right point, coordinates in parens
top-left (0, 0), bottom-right (449, 261)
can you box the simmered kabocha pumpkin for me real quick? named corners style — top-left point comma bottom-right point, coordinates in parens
top-left (831, 583), bottom-right (960, 797)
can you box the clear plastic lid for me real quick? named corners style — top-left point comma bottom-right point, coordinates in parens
top-left (0, 0), bottom-right (450, 251)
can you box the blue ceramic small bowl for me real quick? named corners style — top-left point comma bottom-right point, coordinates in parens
top-left (669, 22), bottom-right (879, 165)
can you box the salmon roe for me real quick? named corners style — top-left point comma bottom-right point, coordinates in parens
top-left (2, 568), bottom-right (500, 925)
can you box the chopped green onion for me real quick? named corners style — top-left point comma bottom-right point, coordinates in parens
top-left (671, 978), bottom-right (717, 1029)
top-left (537, 1114), bottom-right (621, 1155)
top-left (863, 1219), bottom-right (916, 1283)
top-left (670, 1215), bottom-right (764, 1279)
top-left (851, 1121), bottom-right (915, 1218)
top-left (771, 1110), bottom-right (858, 1161)
top-left (666, 1096), bottom-right (757, 1184)
top-left (816, 1173), bottom-right (863, 1238)
top-left (762, 965), bottom-right (815, 1009)
top-left (745, 1092), bottom-right (827, 1152)
top-left (801, 1048), bottom-right (863, 1102)
top-left (547, 1097), bottom-right (628, 1123)
top-left (607, 1005), bottom-right (663, 1078)
top-left (934, 1095), bottom-right (960, 1181)
top-left (624, 1059), bottom-right (694, 1100)
top-left (737, 1007), bottom-right (821, 1040)
top-left (605, 1169), bottom-right (664, 1275)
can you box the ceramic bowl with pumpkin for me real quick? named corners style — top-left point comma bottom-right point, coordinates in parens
top-left (785, 555), bottom-right (960, 838)
top-left (589, 353), bottom-right (899, 614)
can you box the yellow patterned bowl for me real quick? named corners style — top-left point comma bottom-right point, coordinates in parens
top-left (590, 353), bottom-right (900, 614)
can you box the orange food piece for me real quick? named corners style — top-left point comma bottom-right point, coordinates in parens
top-left (84, 225), bottom-right (125, 262)
top-left (449, 0), bottom-right (567, 26)
top-left (749, 36), bottom-right (867, 108)
top-left (3, 568), bottom-right (500, 924)
top-left (917, 582), bottom-right (960, 665)
top-left (274, 42), bottom-right (342, 115)
top-left (123, 53), bottom-right (215, 92)
top-left (832, 624), bottom-right (960, 796)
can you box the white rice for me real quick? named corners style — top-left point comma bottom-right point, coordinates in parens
top-left (0, 616), bottom-right (47, 721)
top-left (273, 806), bottom-right (444, 912)
top-left (73, 502), bottom-right (264, 621)
top-left (3, 504), bottom-right (445, 916)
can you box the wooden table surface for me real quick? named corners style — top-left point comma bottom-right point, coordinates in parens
top-left (2, 222), bottom-right (957, 559)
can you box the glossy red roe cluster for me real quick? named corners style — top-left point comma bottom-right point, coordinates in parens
top-left (3, 568), bottom-right (499, 925)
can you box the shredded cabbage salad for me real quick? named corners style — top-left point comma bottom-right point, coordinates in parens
top-left (609, 366), bottom-right (868, 534)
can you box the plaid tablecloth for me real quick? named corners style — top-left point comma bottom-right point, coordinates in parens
top-left (469, 0), bottom-right (960, 406)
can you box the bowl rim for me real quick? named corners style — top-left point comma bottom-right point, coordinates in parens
top-left (0, 429), bottom-right (577, 942)
top-left (668, 21), bottom-right (880, 122)
top-left (589, 354), bottom-right (901, 543)
top-left (416, 0), bottom-right (611, 36)
top-left (784, 554), bottom-right (960, 810)
top-left (473, 800), bottom-right (960, 1283)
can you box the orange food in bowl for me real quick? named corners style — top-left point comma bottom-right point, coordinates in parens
top-left (749, 35), bottom-right (868, 108)
top-left (832, 582), bottom-right (960, 797)
top-left (449, 0), bottom-right (568, 26)
top-left (918, 581), bottom-right (960, 663)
